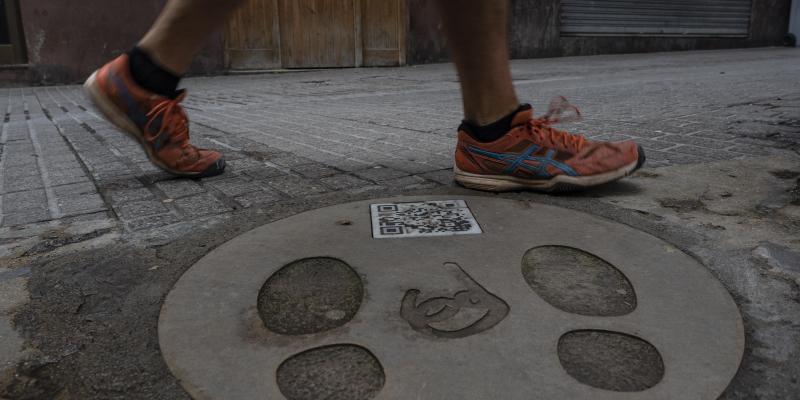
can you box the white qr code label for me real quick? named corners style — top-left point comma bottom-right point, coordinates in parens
top-left (370, 200), bottom-right (483, 238)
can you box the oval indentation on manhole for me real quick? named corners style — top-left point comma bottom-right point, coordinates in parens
top-left (277, 344), bottom-right (385, 400)
top-left (258, 257), bottom-right (363, 335)
top-left (522, 246), bottom-right (636, 316)
top-left (558, 330), bottom-right (664, 392)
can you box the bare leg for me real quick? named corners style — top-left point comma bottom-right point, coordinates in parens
top-left (138, 0), bottom-right (246, 74)
top-left (435, 0), bottom-right (520, 125)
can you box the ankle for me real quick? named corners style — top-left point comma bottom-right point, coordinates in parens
top-left (127, 46), bottom-right (182, 99)
top-left (460, 104), bottom-right (531, 143)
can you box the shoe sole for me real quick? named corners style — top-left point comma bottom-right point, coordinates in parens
top-left (454, 146), bottom-right (646, 193)
top-left (83, 71), bottom-right (224, 178)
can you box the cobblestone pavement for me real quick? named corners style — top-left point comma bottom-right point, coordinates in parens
top-left (1, 48), bottom-right (799, 399)
top-left (1, 48), bottom-right (798, 237)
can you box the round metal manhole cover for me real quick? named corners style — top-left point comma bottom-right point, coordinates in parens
top-left (158, 196), bottom-right (743, 400)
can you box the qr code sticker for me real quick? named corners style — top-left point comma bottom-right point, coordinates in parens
top-left (370, 200), bottom-right (483, 239)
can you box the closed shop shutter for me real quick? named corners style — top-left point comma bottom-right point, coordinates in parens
top-left (560, 0), bottom-right (753, 37)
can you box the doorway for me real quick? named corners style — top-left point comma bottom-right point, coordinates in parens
top-left (0, 0), bottom-right (26, 65)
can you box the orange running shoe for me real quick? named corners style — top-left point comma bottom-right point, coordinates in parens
top-left (454, 98), bottom-right (645, 192)
top-left (84, 55), bottom-right (225, 178)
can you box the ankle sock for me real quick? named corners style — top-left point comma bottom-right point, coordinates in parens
top-left (459, 104), bottom-right (532, 143)
top-left (127, 46), bottom-right (181, 99)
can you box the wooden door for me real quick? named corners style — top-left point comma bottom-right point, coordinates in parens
top-left (360, 0), bottom-right (406, 67)
top-left (277, 0), bottom-right (357, 68)
top-left (225, 0), bottom-right (280, 70)
top-left (225, 0), bottom-right (406, 69)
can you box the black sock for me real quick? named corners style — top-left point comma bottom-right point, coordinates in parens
top-left (127, 46), bottom-right (181, 99)
top-left (459, 104), bottom-right (532, 143)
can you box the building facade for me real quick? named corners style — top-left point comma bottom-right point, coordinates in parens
top-left (0, 0), bottom-right (793, 84)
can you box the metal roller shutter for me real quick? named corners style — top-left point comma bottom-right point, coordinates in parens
top-left (560, 0), bottom-right (753, 37)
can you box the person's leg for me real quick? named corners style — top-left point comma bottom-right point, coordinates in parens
top-left (139, 0), bottom-right (245, 75)
top-left (84, 0), bottom-right (245, 178)
top-left (436, 0), bottom-right (645, 192)
top-left (434, 0), bottom-right (519, 126)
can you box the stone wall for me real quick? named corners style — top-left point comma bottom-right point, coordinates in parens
top-left (17, 0), bottom-right (225, 84)
top-left (406, 0), bottom-right (793, 64)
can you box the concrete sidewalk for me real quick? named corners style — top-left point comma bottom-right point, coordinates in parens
top-left (1, 47), bottom-right (799, 399)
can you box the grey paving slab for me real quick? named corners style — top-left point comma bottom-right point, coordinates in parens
top-left (114, 200), bottom-right (170, 220)
top-left (1, 209), bottom-right (50, 227)
top-left (291, 163), bottom-right (340, 179)
top-left (380, 175), bottom-right (437, 191)
top-left (154, 179), bottom-right (205, 199)
top-left (3, 176), bottom-right (44, 193)
top-left (319, 174), bottom-right (372, 190)
top-left (233, 189), bottom-right (283, 208)
top-left (265, 175), bottom-right (329, 197)
top-left (204, 176), bottom-right (261, 197)
top-left (124, 213), bottom-right (182, 232)
top-left (174, 194), bottom-right (233, 217)
top-left (53, 182), bottom-right (106, 216)
top-left (354, 166), bottom-right (410, 182)
top-left (2, 189), bottom-right (49, 213)
top-left (105, 187), bottom-right (155, 204)
top-left (160, 196), bottom-right (743, 400)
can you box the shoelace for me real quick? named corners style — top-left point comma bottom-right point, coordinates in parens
top-left (145, 91), bottom-right (193, 152)
top-left (527, 96), bottom-right (587, 153)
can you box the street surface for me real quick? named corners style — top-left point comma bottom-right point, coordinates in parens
top-left (1, 47), bottom-right (799, 399)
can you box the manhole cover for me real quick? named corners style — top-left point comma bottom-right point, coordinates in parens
top-left (159, 196), bottom-right (743, 400)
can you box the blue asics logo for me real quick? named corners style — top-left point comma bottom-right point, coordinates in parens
top-left (109, 71), bottom-right (149, 128)
top-left (110, 72), bottom-right (169, 151)
top-left (467, 144), bottom-right (579, 177)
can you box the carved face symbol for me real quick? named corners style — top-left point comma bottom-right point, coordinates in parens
top-left (159, 197), bottom-right (743, 400)
top-left (400, 262), bottom-right (510, 339)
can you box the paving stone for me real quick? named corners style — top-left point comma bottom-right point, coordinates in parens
top-left (53, 182), bottom-right (106, 216)
top-left (243, 166), bottom-right (287, 181)
top-left (672, 145), bottom-right (735, 160)
top-left (320, 174), bottom-right (371, 190)
top-left (2, 189), bottom-right (48, 213)
top-left (174, 194), bottom-right (233, 217)
top-left (3, 175), bottom-right (44, 193)
top-left (61, 211), bottom-right (113, 225)
top-left (292, 163), bottom-right (340, 179)
top-left (634, 139), bottom-right (677, 151)
top-left (205, 176), bottom-right (261, 197)
top-left (227, 158), bottom-right (266, 171)
top-left (155, 179), bottom-right (205, 199)
top-left (319, 158), bottom-right (374, 172)
top-left (381, 175), bottom-right (438, 190)
top-left (136, 162), bottom-right (163, 173)
top-left (47, 168), bottom-right (91, 186)
top-left (381, 159), bottom-right (445, 174)
top-left (125, 213), bottom-right (182, 232)
top-left (106, 187), bottom-right (155, 204)
top-left (99, 177), bottom-right (145, 191)
top-left (1, 208), bottom-right (51, 227)
top-left (419, 169), bottom-right (456, 186)
top-left (3, 156), bottom-right (38, 168)
top-left (3, 162), bottom-right (40, 176)
top-left (657, 134), bottom-right (734, 149)
top-left (114, 200), bottom-right (170, 220)
top-left (354, 166), bottom-right (410, 182)
top-left (234, 189), bottom-right (283, 208)
top-left (345, 184), bottom-right (387, 195)
top-left (270, 155), bottom-right (316, 168)
top-left (266, 175), bottom-right (328, 197)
